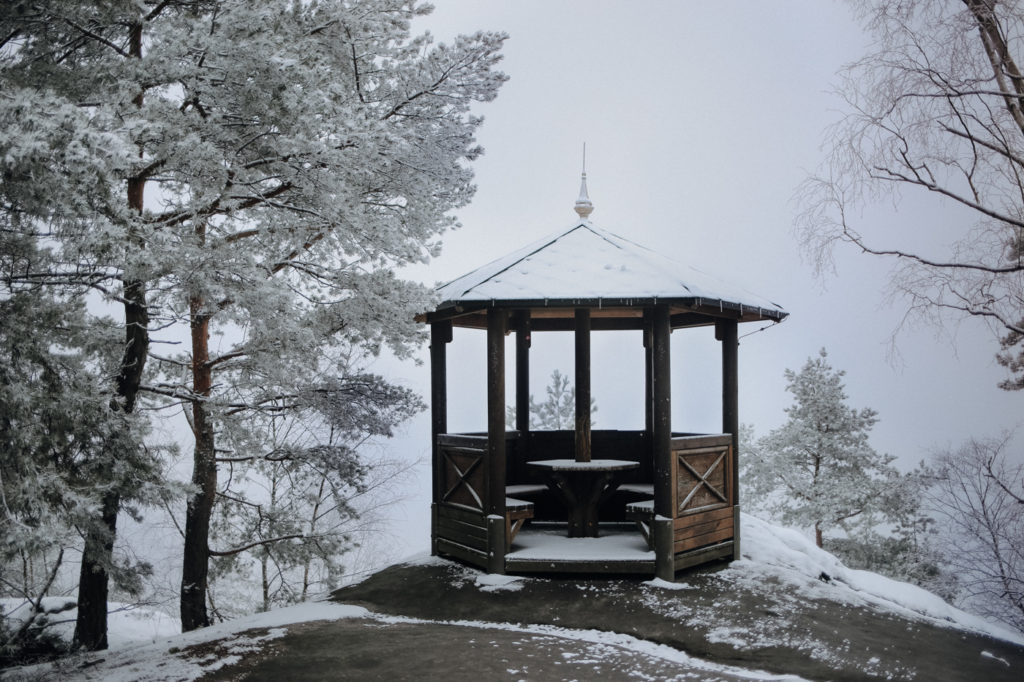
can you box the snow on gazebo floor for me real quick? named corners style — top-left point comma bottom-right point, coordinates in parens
top-left (506, 523), bottom-right (654, 562)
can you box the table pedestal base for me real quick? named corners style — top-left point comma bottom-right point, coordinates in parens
top-left (527, 459), bottom-right (640, 538)
top-left (548, 470), bottom-right (618, 538)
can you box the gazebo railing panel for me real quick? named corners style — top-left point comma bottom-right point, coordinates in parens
top-left (439, 435), bottom-right (488, 512)
top-left (435, 434), bottom-right (490, 569)
top-left (669, 434), bottom-right (736, 560)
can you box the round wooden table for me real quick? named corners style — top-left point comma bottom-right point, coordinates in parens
top-left (527, 459), bottom-right (640, 537)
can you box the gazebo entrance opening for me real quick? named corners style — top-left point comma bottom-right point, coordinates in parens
top-left (423, 181), bottom-right (787, 579)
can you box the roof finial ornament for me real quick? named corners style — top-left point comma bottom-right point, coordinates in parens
top-left (574, 143), bottom-right (594, 221)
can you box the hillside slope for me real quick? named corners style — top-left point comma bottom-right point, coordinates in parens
top-left (326, 515), bottom-right (1023, 681)
top-left (5, 515), bottom-right (1021, 681)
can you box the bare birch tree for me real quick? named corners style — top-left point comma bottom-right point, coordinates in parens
top-left (798, 0), bottom-right (1024, 389)
top-left (928, 435), bottom-right (1024, 630)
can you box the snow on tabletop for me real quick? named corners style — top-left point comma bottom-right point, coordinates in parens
top-left (526, 458), bottom-right (638, 470)
top-left (737, 512), bottom-right (1024, 646)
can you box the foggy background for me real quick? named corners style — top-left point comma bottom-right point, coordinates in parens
top-left (345, 1), bottom-right (1024, 559)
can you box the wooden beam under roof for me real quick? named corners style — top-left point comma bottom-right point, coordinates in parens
top-left (421, 296), bottom-right (786, 328)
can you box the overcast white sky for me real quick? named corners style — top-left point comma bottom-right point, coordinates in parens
top-left (373, 1), bottom-right (1024, 555)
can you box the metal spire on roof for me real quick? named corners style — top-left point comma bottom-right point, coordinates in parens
top-left (574, 143), bottom-right (594, 221)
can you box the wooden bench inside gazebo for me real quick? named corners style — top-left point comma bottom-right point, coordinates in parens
top-left (422, 177), bottom-right (787, 579)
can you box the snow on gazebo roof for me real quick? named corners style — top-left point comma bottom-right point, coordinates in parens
top-left (427, 164), bottom-right (788, 328)
top-left (433, 219), bottom-right (788, 322)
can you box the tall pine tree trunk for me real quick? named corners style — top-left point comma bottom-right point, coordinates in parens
top-left (181, 299), bottom-right (216, 631)
top-left (74, 246), bottom-right (149, 649)
top-left (73, 491), bottom-right (120, 650)
top-left (74, 21), bottom-right (147, 650)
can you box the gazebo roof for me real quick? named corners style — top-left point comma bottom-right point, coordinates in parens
top-left (428, 220), bottom-right (788, 330)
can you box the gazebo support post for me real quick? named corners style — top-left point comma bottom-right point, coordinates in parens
top-left (651, 305), bottom-right (674, 581)
top-left (515, 311), bottom-right (531, 435)
top-left (429, 320), bottom-right (451, 556)
top-left (486, 308), bottom-right (507, 574)
top-left (574, 308), bottom-right (592, 463)
top-left (643, 309), bottom-right (654, 451)
top-left (718, 319), bottom-right (740, 560)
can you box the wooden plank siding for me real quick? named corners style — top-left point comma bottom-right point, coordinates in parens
top-left (675, 524), bottom-right (734, 554)
top-left (436, 517), bottom-right (487, 552)
top-left (435, 504), bottom-right (490, 569)
top-left (669, 435), bottom-right (737, 560)
top-left (674, 505), bottom-right (733, 530)
top-left (435, 537), bottom-right (489, 569)
top-left (673, 541), bottom-right (734, 571)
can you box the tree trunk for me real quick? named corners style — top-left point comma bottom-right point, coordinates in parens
top-left (261, 553), bottom-right (270, 613)
top-left (75, 260), bottom-right (149, 651)
top-left (302, 477), bottom-right (326, 600)
top-left (73, 491), bottom-right (119, 650)
top-left (815, 522), bottom-right (823, 549)
top-left (180, 301), bottom-right (216, 631)
top-left (263, 470), bottom-right (280, 612)
top-left (74, 21), bottom-right (148, 650)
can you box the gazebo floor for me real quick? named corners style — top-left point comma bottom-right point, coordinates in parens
top-left (505, 522), bottom-right (656, 575)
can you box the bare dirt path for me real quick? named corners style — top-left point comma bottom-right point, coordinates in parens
top-left (311, 559), bottom-right (1024, 682)
top-left (201, 617), bottom-right (765, 681)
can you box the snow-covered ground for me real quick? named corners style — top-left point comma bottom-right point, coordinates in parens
top-left (1, 601), bottom-right (366, 682)
top-left (3, 514), bottom-right (1020, 681)
top-left (736, 514), bottom-right (1024, 646)
top-left (0, 598), bottom-right (181, 651)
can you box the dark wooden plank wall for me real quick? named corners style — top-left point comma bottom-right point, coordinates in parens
top-left (504, 430), bottom-right (651, 522)
top-left (435, 504), bottom-right (489, 569)
top-left (505, 430), bottom-right (650, 480)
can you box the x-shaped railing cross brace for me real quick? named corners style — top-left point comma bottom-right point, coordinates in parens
top-left (442, 450), bottom-right (484, 510)
top-left (677, 449), bottom-right (728, 511)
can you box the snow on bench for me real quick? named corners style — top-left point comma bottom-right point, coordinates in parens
top-left (618, 483), bottom-right (654, 496)
top-left (505, 484), bottom-right (548, 497)
top-left (624, 499), bottom-right (655, 549)
top-left (505, 497), bottom-right (534, 545)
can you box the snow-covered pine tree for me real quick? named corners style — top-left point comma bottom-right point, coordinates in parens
top-left (741, 350), bottom-right (924, 550)
top-left (534, 370), bottom-right (578, 430)
top-left (506, 369), bottom-right (597, 430)
top-left (1, 0), bottom-right (506, 640)
top-left (0, 111), bottom-right (180, 652)
top-left (0, 247), bottom-right (173, 656)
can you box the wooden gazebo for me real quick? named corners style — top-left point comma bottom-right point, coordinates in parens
top-left (422, 178), bottom-right (787, 579)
